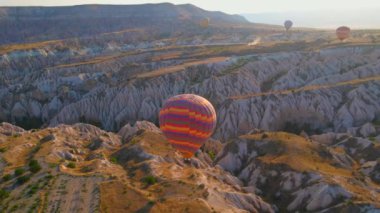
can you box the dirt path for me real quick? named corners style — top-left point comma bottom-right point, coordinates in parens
top-left (230, 75), bottom-right (380, 100)
top-left (46, 175), bottom-right (103, 213)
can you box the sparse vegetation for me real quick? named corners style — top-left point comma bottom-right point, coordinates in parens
top-left (17, 175), bottom-right (30, 184)
top-left (9, 204), bottom-right (19, 212)
top-left (44, 174), bottom-right (53, 180)
top-left (372, 120), bottom-right (380, 126)
top-left (0, 147), bottom-right (7, 153)
top-left (282, 121), bottom-right (322, 135)
top-left (345, 199), bottom-right (354, 206)
top-left (48, 163), bottom-right (58, 168)
top-left (198, 184), bottom-right (205, 189)
top-left (79, 116), bottom-right (103, 128)
top-left (219, 58), bottom-right (250, 76)
top-left (110, 157), bottom-right (118, 164)
top-left (207, 151), bottom-right (216, 160)
top-left (27, 197), bottom-right (41, 213)
top-left (14, 168), bottom-right (25, 177)
top-left (28, 184), bottom-right (39, 195)
top-left (81, 166), bottom-right (93, 173)
top-left (67, 162), bottom-right (76, 168)
top-left (261, 133), bottom-right (268, 139)
top-left (141, 175), bottom-right (157, 186)
top-left (369, 137), bottom-right (377, 143)
top-left (30, 144), bottom-right (42, 155)
top-left (29, 160), bottom-right (41, 173)
top-left (0, 189), bottom-right (9, 201)
top-left (39, 134), bottom-right (55, 143)
top-left (2, 174), bottom-right (12, 182)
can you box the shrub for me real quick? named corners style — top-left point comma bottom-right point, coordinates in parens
top-left (48, 163), bottom-right (57, 168)
top-left (80, 165), bottom-right (92, 172)
top-left (10, 204), bottom-right (19, 212)
top-left (17, 175), bottom-right (30, 184)
top-left (110, 157), bottom-right (118, 164)
top-left (207, 151), bottom-right (216, 161)
top-left (0, 189), bottom-right (9, 201)
top-left (67, 162), bottom-right (76, 168)
top-left (2, 174), bottom-right (12, 182)
top-left (14, 168), bottom-right (25, 177)
top-left (30, 144), bottom-right (41, 155)
top-left (28, 184), bottom-right (39, 195)
top-left (29, 160), bottom-right (41, 173)
top-left (39, 134), bottom-right (55, 143)
top-left (369, 137), bottom-right (377, 143)
top-left (141, 176), bottom-right (157, 186)
top-left (44, 174), bottom-right (53, 180)
top-left (0, 147), bottom-right (6, 153)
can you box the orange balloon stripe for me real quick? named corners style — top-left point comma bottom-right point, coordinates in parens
top-left (160, 125), bottom-right (211, 138)
top-left (161, 120), bottom-right (214, 132)
top-left (159, 108), bottom-right (215, 123)
top-left (168, 139), bottom-right (203, 148)
top-left (160, 117), bottom-right (215, 135)
top-left (178, 150), bottom-right (194, 158)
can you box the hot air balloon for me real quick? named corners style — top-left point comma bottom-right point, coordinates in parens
top-left (284, 20), bottom-right (293, 31)
top-left (336, 26), bottom-right (351, 41)
top-left (159, 94), bottom-right (217, 159)
top-left (200, 18), bottom-right (210, 28)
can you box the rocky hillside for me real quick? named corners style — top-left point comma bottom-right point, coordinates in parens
top-left (1, 38), bottom-right (379, 141)
top-left (0, 122), bottom-right (274, 213)
top-left (0, 121), bottom-right (379, 212)
top-left (216, 130), bottom-right (380, 212)
top-left (0, 3), bottom-right (252, 44)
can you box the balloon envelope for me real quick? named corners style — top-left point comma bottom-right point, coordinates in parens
top-left (284, 20), bottom-right (293, 31)
top-left (336, 26), bottom-right (351, 41)
top-left (159, 94), bottom-right (217, 158)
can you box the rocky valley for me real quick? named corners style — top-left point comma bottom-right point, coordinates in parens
top-left (0, 3), bottom-right (380, 213)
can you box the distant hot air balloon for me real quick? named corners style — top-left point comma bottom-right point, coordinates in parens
top-left (284, 20), bottom-right (293, 31)
top-left (199, 18), bottom-right (210, 28)
top-left (159, 94), bottom-right (217, 159)
top-left (336, 26), bottom-right (351, 41)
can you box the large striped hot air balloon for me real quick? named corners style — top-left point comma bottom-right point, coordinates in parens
top-left (336, 26), bottom-right (351, 41)
top-left (159, 94), bottom-right (217, 159)
top-left (284, 20), bottom-right (293, 31)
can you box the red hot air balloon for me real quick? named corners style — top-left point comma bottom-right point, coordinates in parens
top-left (336, 26), bottom-right (351, 41)
top-left (284, 20), bottom-right (293, 31)
top-left (159, 94), bottom-right (217, 159)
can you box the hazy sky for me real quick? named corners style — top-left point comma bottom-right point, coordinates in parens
top-left (2, 0), bottom-right (380, 14)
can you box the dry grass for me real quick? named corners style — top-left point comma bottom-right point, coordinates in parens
top-left (0, 131), bottom-right (46, 172)
top-left (241, 132), bottom-right (380, 204)
top-left (100, 180), bottom-right (150, 213)
top-left (0, 40), bottom-right (63, 54)
top-left (46, 51), bottom-right (141, 69)
top-left (152, 51), bottom-right (182, 61)
top-left (240, 132), bottom-right (351, 176)
top-left (231, 75), bottom-right (380, 100)
top-left (135, 57), bottom-right (228, 78)
top-left (100, 28), bottom-right (145, 36)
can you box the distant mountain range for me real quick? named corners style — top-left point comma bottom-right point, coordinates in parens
top-left (243, 8), bottom-right (380, 29)
top-left (0, 3), bottom-right (250, 44)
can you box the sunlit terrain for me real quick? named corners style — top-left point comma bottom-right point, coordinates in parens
top-left (0, 3), bottom-right (379, 213)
